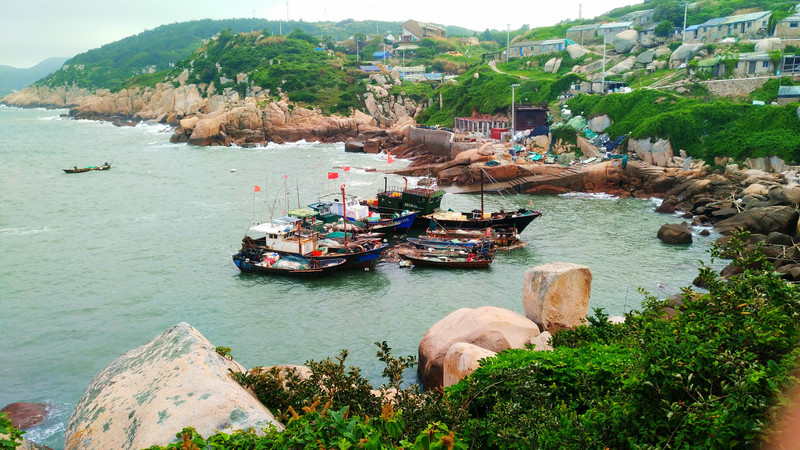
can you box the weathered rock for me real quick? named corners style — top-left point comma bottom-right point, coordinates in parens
top-left (588, 115), bottom-right (611, 133)
top-left (766, 231), bottom-right (795, 247)
top-left (657, 222), bottom-right (693, 244)
top-left (544, 58), bottom-right (563, 73)
top-left (636, 49), bottom-right (655, 64)
top-left (64, 323), bottom-right (282, 449)
top-left (769, 185), bottom-right (800, 207)
top-left (714, 206), bottom-right (800, 236)
top-left (0, 403), bottom-right (47, 429)
top-left (418, 306), bottom-right (541, 390)
top-left (743, 183), bottom-right (769, 196)
top-left (522, 262), bottom-right (592, 332)
top-left (609, 57), bottom-right (636, 74)
top-left (630, 138), bottom-right (673, 167)
top-left (442, 342), bottom-right (497, 388)
top-left (754, 38), bottom-right (784, 52)
top-left (614, 30), bottom-right (639, 54)
top-left (655, 196), bottom-right (679, 214)
top-left (670, 43), bottom-right (705, 62)
top-left (566, 44), bottom-right (590, 59)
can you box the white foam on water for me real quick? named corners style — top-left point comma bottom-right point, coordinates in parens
top-left (0, 226), bottom-right (51, 235)
top-left (559, 192), bottom-right (620, 200)
top-left (21, 401), bottom-right (72, 446)
top-left (649, 197), bottom-right (664, 207)
top-left (135, 122), bottom-right (173, 135)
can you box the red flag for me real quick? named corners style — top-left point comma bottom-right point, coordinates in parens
top-left (530, 199), bottom-right (533, 206)
top-left (284, 174), bottom-right (288, 179)
top-left (387, 152), bottom-right (395, 164)
top-left (254, 185), bottom-right (261, 192)
top-left (328, 172), bottom-right (339, 179)
top-left (342, 166), bottom-right (351, 171)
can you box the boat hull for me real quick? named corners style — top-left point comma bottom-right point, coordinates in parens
top-left (232, 252), bottom-right (346, 278)
top-left (315, 244), bottom-right (388, 269)
top-left (425, 209), bottom-right (541, 233)
top-left (398, 248), bottom-right (493, 269)
top-left (351, 211), bottom-right (417, 235)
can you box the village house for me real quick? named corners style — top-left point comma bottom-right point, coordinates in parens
top-left (685, 11), bottom-right (772, 43)
top-left (597, 22), bottom-right (634, 38)
top-left (693, 52), bottom-right (777, 77)
top-left (774, 6), bottom-right (800, 39)
top-left (639, 22), bottom-right (662, 47)
top-left (391, 65), bottom-right (425, 78)
top-left (620, 9), bottom-right (655, 26)
top-left (777, 85), bottom-right (800, 105)
top-left (508, 39), bottom-right (573, 58)
top-left (566, 24), bottom-right (599, 44)
top-left (401, 19), bottom-right (447, 42)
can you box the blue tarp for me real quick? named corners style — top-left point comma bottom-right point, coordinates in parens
top-left (373, 51), bottom-right (394, 58)
top-left (605, 135), bottom-right (627, 152)
top-left (528, 126), bottom-right (549, 137)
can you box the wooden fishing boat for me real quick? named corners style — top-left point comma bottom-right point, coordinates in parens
top-left (406, 236), bottom-right (494, 255)
top-left (63, 163), bottom-right (111, 173)
top-left (233, 249), bottom-right (346, 278)
top-left (240, 217), bottom-right (387, 270)
top-left (365, 177), bottom-right (444, 228)
top-left (397, 247), bottom-right (493, 269)
top-left (311, 186), bottom-right (417, 235)
top-left (426, 226), bottom-right (520, 247)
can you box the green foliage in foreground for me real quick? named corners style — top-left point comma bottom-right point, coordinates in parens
top-left (149, 234), bottom-right (800, 448)
top-left (566, 89), bottom-right (800, 163)
top-left (416, 66), bottom-right (581, 126)
top-left (0, 412), bottom-right (23, 449)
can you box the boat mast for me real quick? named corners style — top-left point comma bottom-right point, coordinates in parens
top-left (480, 169), bottom-right (484, 217)
top-left (341, 184), bottom-right (348, 252)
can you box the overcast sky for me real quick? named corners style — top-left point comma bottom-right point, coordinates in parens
top-left (1, 0), bottom-right (643, 68)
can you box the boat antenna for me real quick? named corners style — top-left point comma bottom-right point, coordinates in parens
top-left (341, 183), bottom-right (348, 253)
top-left (270, 192), bottom-right (280, 222)
top-left (284, 175), bottom-right (289, 216)
top-left (403, 176), bottom-right (408, 191)
top-left (384, 176), bottom-right (387, 193)
top-left (260, 175), bottom-right (269, 223)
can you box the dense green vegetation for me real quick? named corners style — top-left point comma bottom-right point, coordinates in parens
top-left (416, 65), bottom-right (581, 126)
top-left (566, 89), bottom-right (800, 163)
top-left (146, 235), bottom-right (800, 448)
top-left (0, 412), bottom-right (23, 449)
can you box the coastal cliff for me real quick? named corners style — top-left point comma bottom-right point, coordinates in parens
top-left (1, 71), bottom-right (422, 148)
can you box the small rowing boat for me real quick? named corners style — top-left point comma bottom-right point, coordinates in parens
top-left (63, 163), bottom-right (111, 173)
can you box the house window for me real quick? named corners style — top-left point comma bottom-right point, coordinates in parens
top-left (763, 61), bottom-right (770, 68)
top-left (735, 62), bottom-right (740, 69)
top-left (747, 22), bottom-right (752, 28)
top-left (791, 22), bottom-right (799, 28)
top-left (718, 26), bottom-right (722, 30)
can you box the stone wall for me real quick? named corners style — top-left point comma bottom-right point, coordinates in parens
top-left (705, 77), bottom-right (770, 97)
top-left (408, 127), bottom-right (455, 157)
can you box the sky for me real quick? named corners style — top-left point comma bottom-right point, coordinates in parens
top-left (0, 0), bottom-right (643, 68)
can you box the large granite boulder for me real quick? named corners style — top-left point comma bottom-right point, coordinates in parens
top-left (65, 323), bottom-right (281, 450)
top-left (754, 38), bottom-right (784, 52)
top-left (544, 58), bottom-right (563, 73)
top-left (636, 49), bottom-right (655, 64)
top-left (629, 138), bottom-right (673, 167)
top-left (588, 115), bottom-right (611, 133)
top-left (522, 263), bottom-right (592, 332)
top-left (442, 343), bottom-right (497, 388)
top-left (657, 222), bottom-right (693, 244)
top-left (714, 206), bottom-right (800, 236)
top-left (670, 43), bottom-right (705, 62)
top-left (609, 57), bottom-right (636, 74)
top-left (614, 30), bottom-right (639, 54)
top-left (418, 306), bottom-right (541, 390)
top-left (566, 44), bottom-right (590, 59)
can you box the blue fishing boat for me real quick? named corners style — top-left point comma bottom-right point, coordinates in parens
top-left (233, 249), bottom-right (346, 278)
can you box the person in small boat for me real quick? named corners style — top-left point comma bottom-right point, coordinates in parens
top-left (74, 166), bottom-right (77, 170)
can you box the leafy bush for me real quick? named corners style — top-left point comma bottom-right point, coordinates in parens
top-left (0, 412), bottom-right (23, 449)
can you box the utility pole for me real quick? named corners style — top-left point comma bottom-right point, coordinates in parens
top-left (682, 1), bottom-right (688, 43)
top-left (601, 34), bottom-right (606, 93)
top-left (356, 38), bottom-right (360, 61)
top-left (506, 24), bottom-right (510, 63)
top-left (511, 83), bottom-right (520, 137)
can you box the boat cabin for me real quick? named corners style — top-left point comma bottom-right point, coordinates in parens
top-left (245, 221), bottom-right (316, 254)
top-left (328, 197), bottom-right (371, 220)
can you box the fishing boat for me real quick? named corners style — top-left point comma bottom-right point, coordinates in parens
top-left (364, 177), bottom-right (445, 228)
top-left (406, 236), bottom-right (494, 255)
top-left (311, 186), bottom-right (417, 235)
top-left (232, 249), bottom-right (346, 278)
top-left (397, 246), bottom-right (494, 269)
top-left (423, 171), bottom-right (541, 232)
top-left (63, 162), bottom-right (111, 173)
top-left (426, 226), bottom-right (521, 247)
top-left (240, 214), bottom-right (387, 270)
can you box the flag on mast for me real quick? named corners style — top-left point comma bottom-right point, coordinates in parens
top-left (387, 152), bottom-right (395, 164)
top-left (328, 172), bottom-right (339, 179)
top-left (254, 185), bottom-right (261, 192)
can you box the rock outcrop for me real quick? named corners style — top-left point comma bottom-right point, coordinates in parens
top-left (0, 403), bottom-right (47, 429)
top-left (442, 343), bottom-right (497, 388)
top-left (657, 222), bottom-right (693, 244)
top-left (64, 322), bottom-right (281, 450)
top-left (418, 306), bottom-right (542, 390)
top-left (522, 263), bottom-right (592, 332)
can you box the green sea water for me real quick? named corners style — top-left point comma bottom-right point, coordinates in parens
top-left (0, 106), bottom-right (719, 448)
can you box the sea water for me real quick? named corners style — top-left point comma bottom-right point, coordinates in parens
top-left (0, 106), bottom-right (719, 448)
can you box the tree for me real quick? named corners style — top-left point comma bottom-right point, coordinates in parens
top-left (655, 20), bottom-right (674, 37)
top-left (653, 0), bottom-right (684, 27)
